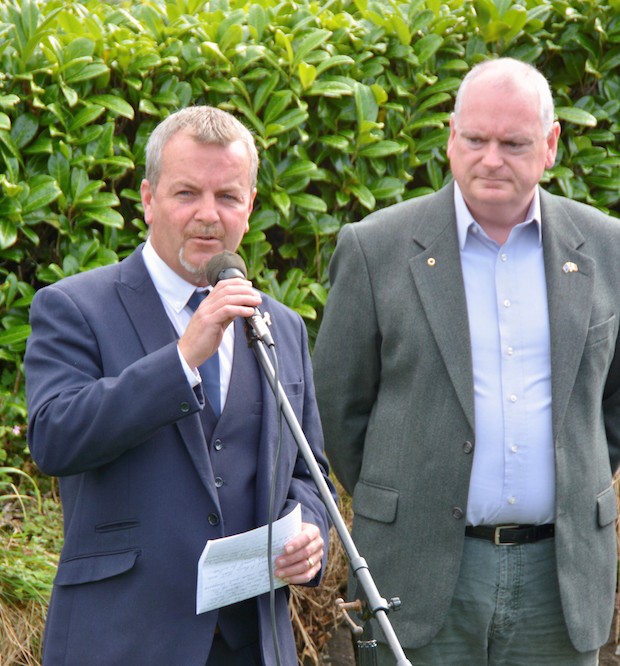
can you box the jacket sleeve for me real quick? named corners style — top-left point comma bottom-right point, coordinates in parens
top-left (312, 224), bottom-right (381, 496)
top-left (604, 329), bottom-right (620, 474)
top-left (25, 284), bottom-right (201, 476)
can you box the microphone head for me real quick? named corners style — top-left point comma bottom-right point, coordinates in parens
top-left (205, 250), bottom-right (248, 286)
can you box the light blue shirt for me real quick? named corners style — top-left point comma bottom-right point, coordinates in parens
top-left (455, 184), bottom-right (555, 526)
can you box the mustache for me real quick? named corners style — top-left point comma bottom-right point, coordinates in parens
top-left (184, 223), bottom-right (223, 241)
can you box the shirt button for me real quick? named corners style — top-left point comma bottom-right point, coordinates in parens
top-left (463, 441), bottom-right (474, 454)
top-left (503, 299), bottom-right (511, 308)
top-left (208, 513), bottom-right (220, 526)
top-left (510, 394), bottom-right (517, 403)
top-left (180, 402), bottom-right (190, 413)
top-left (500, 253), bottom-right (508, 261)
top-left (213, 439), bottom-right (223, 451)
top-left (508, 496), bottom-right (517, 505)
top-left (506, 347), bottom-right (514, 356)
top-left (214, 477), bottom-right (223, 488)
top-left (510, 444), bottom-right (518, 453)
top-left (452, 507), bottom-right (464, 520)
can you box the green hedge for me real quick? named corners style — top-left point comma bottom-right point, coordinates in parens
top-left (2, 0), bottom-right (620, 429)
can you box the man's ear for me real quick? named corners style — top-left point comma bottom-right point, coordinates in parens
top-left (545, 121), bottom-right (561, 169)
top-left (141, 179), bottom-right (153, 226)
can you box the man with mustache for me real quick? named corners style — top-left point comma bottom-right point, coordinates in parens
top-left (313, 58), bottom-right (620, 665)
top-left (25, 105), bottom-right (333, 665)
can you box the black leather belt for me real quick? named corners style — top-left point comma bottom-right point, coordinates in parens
top-left (465, 523), bottom-right (555, 545)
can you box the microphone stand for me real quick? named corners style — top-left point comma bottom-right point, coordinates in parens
top-left (244, 319), bottom-right (413, 666)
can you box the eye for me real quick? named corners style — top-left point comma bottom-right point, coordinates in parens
top-left (504, 141), bottom-right (529, 153)
top-left (219, 191), bottom-right (244, 203)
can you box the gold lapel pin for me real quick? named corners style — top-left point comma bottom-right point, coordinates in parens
top-left (427, 257), bottom-right (436, 266)
top-left (562, 262), bottom-right (579, 273)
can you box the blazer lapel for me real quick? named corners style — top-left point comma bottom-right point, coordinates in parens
top-left (115, 246), bottom-right (219, 499)
top-left (116, 246), bottom-right (178, 354)
top-left (540, 191), bottom-right (595, 436)
top-left (244, 315), bottom-right (298, 525)
top-left (408, 185), bottom-right (475, 430)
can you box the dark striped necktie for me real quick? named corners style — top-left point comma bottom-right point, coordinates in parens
top-left (186, 290), bottom-right (221, 417)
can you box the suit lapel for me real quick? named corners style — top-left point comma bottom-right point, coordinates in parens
top-left (116, 246), bottom-right (178, 354)
top-left (242, 313), bottom-right (297, 525)
top-left (408, 185), bottom-right (476, 430)
top-left (115, 247), bottom-right (219, 500)
top-left (540, 191), bottom-right (594, 436)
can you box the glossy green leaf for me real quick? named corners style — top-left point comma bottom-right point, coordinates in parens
top-left (0, 219), bottom-right (18, 250)
top-left (83, 208), bottom-right (124, 228)
top-left (349, 183), bottom-right (375, 209)
top-left (69, 105), bottom-right (106, 131)
top-left (11, 114), bottom-right (39, 149)
top-left (305, 81), bottom-right (355, 97)
top-left (290, 193), bottom-right (327, 212)
top-left (358, 141), bottom-right (405, 157)
top-left (556, 106), bottom-right (598, 127)
top-left (87, 95), bottom-right (135, 119)
top-left (292, 29), bottom-right (331, 68)
top-left (21, 179), bottom-right (62, 214)
top-left (0, 325), bottom-right (31, 345)
top-left (414, 34), bottom-right (443, 64)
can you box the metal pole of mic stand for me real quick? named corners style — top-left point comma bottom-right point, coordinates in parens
top-left (246, 322), bottom-right (413, 666)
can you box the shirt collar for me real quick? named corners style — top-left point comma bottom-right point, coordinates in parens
top-left (142, 238), bottom-right (197, 313)
top-left (454, 182), bottom-right (542, 250)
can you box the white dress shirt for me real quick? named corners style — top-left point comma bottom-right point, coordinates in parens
top-left (141, 238), bottom-right (234, 411)
top-left (455, 184), bottom-right (555, 526)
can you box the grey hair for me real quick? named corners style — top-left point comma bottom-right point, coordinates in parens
top-left (144, 106), bottom-right (259, 190)
top-left (453, 58), bottom-right (555, 136)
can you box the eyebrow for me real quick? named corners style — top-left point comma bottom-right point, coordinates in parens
top-left (461, 129), bottom-right (534, 143)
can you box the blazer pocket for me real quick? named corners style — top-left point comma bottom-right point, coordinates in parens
top-left (282, 380), bottom-right (304, 412)
top-left (596, 485), bottom-right (618, 527)
top-left (352, 480), bottom-right (399, 524)
top-left (283, 380), bottom-right (303, 397)
top-left (584, 314), bottom-right (616, 347)
top-left (54, 548), bottom-right (141, 586)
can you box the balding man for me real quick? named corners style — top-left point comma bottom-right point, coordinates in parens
top-left (314, 58), bottom-right (620, 665)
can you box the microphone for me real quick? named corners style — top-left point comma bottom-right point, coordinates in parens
top-left (205, 250), bottom-right (274, 347)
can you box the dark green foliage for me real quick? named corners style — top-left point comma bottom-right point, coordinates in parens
top-left (1, 0), bottom-right (619, 380)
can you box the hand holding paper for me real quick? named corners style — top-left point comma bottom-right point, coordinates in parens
top-left (274, 520), bottom-right (324, 584)
top-left (196, 504), bottom-right (302, 614)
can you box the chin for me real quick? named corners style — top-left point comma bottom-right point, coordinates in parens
top-left (475, 188), bottom-right (513, 203)
top-left (179, 250), bottom-right (211, 281)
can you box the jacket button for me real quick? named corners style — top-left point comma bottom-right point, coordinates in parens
top-left (214, 477), bottom-right (223, 488)
top-left (180, 402), bottom-right (190, 413)
top-left (213, 439), bottom-right (223, 451)
top-left (208, 513), bottom-right (220, 526)
top-left (452, 506), bottom-right (464, 520)
top-left (463, 440), bottom-right (474, 454)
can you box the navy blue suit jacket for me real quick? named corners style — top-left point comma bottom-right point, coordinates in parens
top-left (25, 246), bottom-right (332, 665)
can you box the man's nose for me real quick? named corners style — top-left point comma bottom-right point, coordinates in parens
top-left (481, 141), bottom-right (503, 168)
top-left (195, 193), bottom-right (219, 222)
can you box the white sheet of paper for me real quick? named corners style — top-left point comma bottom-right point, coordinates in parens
top-left (196, 503), bottom-right (302, 614)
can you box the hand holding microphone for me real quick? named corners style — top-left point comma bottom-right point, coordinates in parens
top-left (205, 251), bottom-right (274, 347)
top-left (178, 252), bottom-right (263, 369)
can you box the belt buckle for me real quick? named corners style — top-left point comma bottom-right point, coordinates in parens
top-left (494, 524), bottom-right (520, 545)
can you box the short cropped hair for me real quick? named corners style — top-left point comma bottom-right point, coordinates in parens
top-left (144, 106), bottom-right (259, 190)
top-left (453, 58), bottom-right (555, 136)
